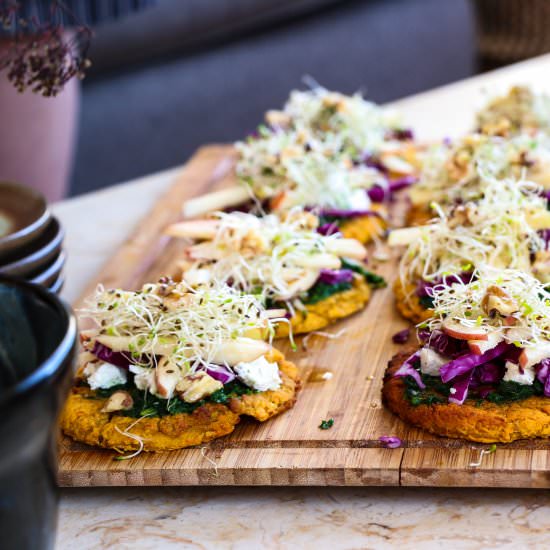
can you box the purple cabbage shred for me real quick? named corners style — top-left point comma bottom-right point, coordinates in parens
top-left (394, 351), bottom-right (425, 389)
top-left (392, 328), bottom-right (410, 344)
top-left (379, 436), bottom-right (402, 448)
top-left (318, 269), bottom-right (355, 285)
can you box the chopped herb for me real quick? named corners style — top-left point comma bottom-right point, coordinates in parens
top-left (88, 379), bottom-right (255, 418)
top-left (404, 373), bottom-right (545, 406)
top-left (419, 295), bottom-right (435, 309)
top-left (303, 281), bottom-right (352, 304)
top-left (319, 418), bottom-right (334, 430)
top-left (341, 259), bottom-right (387, 288)
top-left (486, 380), bottom-right (544, 404)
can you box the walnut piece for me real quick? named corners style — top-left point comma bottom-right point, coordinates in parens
top-left (481, 285), bottom-right (519, 317)
top-left (176, 372), bottom-right (223, 403)
top-left (101, 391), bottom-right (134, 413)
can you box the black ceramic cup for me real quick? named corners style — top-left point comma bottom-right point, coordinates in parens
top-left (0, 276), bottom-right (77, 550)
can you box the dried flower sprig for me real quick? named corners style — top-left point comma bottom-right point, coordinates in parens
top-left (0, 0), bottom-right (92, 96)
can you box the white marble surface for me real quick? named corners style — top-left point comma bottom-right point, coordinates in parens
top-left (52, 55), bottom-right (550, 549)
top-left (58, 486), bottom-right (550, 549)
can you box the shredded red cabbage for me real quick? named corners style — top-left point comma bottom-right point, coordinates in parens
top-left (318, 269), bottom-right (355, 285)
top-left (205, 364), bottom-right (236, 385)
top-left (538, 229), bottom-right (550, 248)
top-left (362, 154), bottom-right (388, 174)
top-left (315, 207), bottom-right (383, 219)
top-left (439, 342), bottom-right (511, 383)
top-left (394, 351), bottom-right (425, 389)
top-left (316, 222), bottom-right (340, 236)
top-left (502, 345), bottom-right (522, 364)
top-left (448, 369), bottom-right (474, 405)
top-left (386, 128), bottom-right (414, 141)
top-left (92, 342), bottom-right (135, 369)
top-left (536, 359), bottom-right (550, 397)
top-left (418, 329), bottom-right (469, 358)
top-left (473, 361), bottom-right (502, 384)
top-left (392, 328), bottom-right (410, 344)
top-left (388, 176), bottom-right (418, 193)
top-left (416, 272), bottom-right (474, 298)
top-left (367, 185), bottom-right (387, 202)
top-left (367, 177), bottom-right (418, 203)
top-left (379, 435), bottom-right (402, 448)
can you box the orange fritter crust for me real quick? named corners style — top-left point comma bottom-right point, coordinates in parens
top-left (405, 204), bottom-right (433, 226)
top-left (229, 349), bottom-right (301, 421)
top-left (383, 349), bottom-right (550, 443)
top-left (393, 277), bottom-right (433, 324)
top-left (274, 276), bottom-right (371, 338)
top-left (339, 205), bottom-right (387, 244)
top-left (60, 349), bottom-right (300, 452)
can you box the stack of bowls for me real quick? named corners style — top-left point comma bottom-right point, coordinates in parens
top-left (0, 182), bottom-right (65, 294)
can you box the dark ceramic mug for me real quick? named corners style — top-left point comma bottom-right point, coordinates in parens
top-left (0, 276), bottom-right (77, 550)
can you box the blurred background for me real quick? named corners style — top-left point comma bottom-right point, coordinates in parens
top-left (3, 0), bottom-right (550, 198)
top-left (73, 0), bottom-right (476, 195)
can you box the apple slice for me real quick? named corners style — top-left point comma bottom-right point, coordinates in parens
top-left (468, 332), bottom-right (503, 355)
top-left (182, 187), bottom-right (250, 219)
top-left (518, 344), bottom-right (550, 369)
top-left (387, 226), bottom-right (425, 247)
top-left (442, 319), bottom-right (488, 341)
top-left (526, 208), bottom-right (550, 230)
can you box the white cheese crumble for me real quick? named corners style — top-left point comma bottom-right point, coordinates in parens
top-left (234, 356), bottom-right (282, 392)
top-left (420, 347), bottom-right (448, 376)
top-left (349, 188), bottom-right (371, 210)
top-left (503, 361), bottom-right (535, 385)
top-left (84, 362), bottom-right (127, 390)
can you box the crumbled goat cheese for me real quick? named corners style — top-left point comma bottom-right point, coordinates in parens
top-left (503, 361), bottom-right (535, 385)
top-left (420, 347), bottom-right (448, 376)
top-left (234, 356), bottom-right (282, 391)
top-left (84, 362), bottom-right (127, 390)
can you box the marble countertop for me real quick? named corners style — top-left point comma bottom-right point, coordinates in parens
top-left (52, 55), bottom-right (550, 549)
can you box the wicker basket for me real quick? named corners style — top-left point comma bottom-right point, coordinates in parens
top-left (471, 0), bottom-right (550, 69)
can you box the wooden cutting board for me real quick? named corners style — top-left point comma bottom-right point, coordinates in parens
top-left (58, 145), bottom-right (550, 488)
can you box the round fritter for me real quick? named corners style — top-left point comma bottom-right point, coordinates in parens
top-left (60, 349), bottom-right (300, 452)
top-left (393, 277), bottom-right (433, 325)
top-left (383, 350), bottom-right (550, 443)
top-left (274, 276), bottom-right (371, 338)
top-left (339, 206), bottom-right (387, 243)
top-left (229, 348), bottom-right (301, 421)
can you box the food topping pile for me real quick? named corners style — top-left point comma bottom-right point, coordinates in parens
top-left (78, 280), bottom-right (284, 414)
top-left (397, 268), bottom-right (550, 406)
top-left (234, 86), bottom-right (418, 217)
top-left (167, 208), bottom-right (380, 313)
top-left (392, 177), bottom-right (550, 308)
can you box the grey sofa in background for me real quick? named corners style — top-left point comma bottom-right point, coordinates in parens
top-left (71, 0), bottom-right (476, 196)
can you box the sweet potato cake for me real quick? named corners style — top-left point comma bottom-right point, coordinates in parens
top-left (167, 208), bottom-right (385, 337)
top-left (62, 349), bottom-right (300, 451)
top-left (476, 85), bottom-right (550, 137)
top-left (407, 130), bottom-right (550, 225)
top-left (389, 177), bottom-right (550, 323)
top-left (60, 281), bottom-right (300, 452)
top-left (182, 86), bottom-right (420, 244)
top-left (383, 268), bottom-right (550, 443)
top-left (383, 350), bottom-right (550, 444)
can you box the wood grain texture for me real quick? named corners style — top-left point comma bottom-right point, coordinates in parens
top-left (58, 145), bottom-right (550, 488)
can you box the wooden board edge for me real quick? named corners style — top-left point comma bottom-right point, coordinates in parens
top-left (57, 447), bottom-right (402, 487)
top-left (400, 447), bottom-right (550, 488)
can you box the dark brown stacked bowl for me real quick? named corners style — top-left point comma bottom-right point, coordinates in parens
top-left (0, 182), bottom-right (65, 294)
